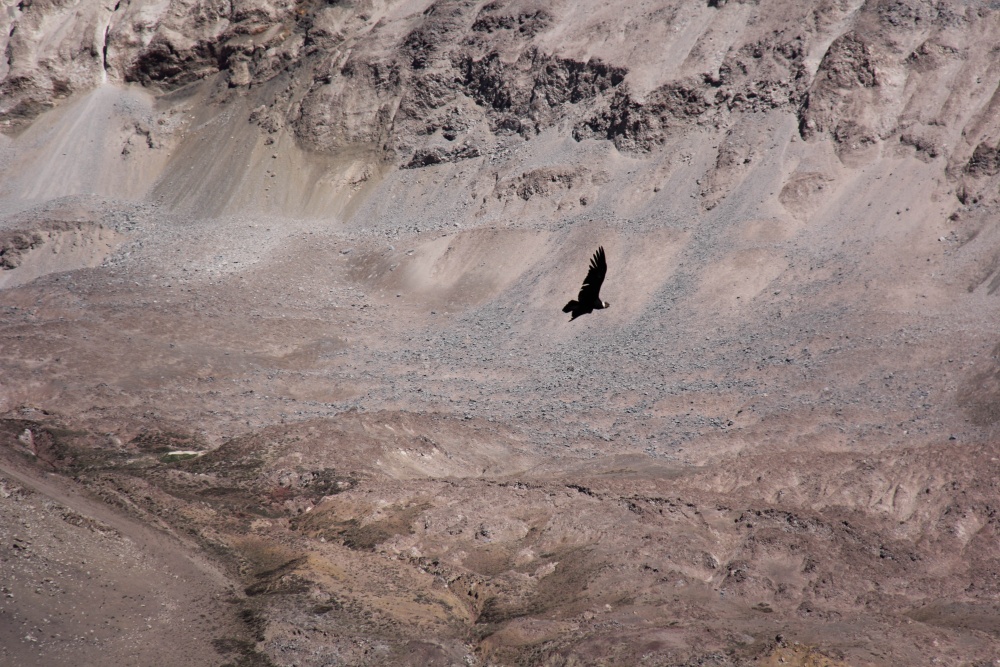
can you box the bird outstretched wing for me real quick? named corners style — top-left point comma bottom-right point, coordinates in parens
top-left (577, 246), bottom-right (607, 304)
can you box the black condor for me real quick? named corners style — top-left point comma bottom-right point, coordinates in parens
top-left (563, 246), bottom-right (609, 321)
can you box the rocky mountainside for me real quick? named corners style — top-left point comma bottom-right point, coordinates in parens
top-left (4, 1), bottom-right (1000, 665)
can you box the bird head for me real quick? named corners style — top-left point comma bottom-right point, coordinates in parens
top-left (602, 300), bottom-right (611, 308)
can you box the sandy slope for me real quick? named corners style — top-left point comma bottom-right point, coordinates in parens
top-left (0, 439), bottom-right (249, 667)
top-left (4, 0), bottom-right (1000, 665)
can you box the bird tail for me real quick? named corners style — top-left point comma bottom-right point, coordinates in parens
top-left (562, 300), bottom-right (578, 313)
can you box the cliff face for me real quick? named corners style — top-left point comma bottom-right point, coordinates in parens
top-left (5, 0), bottom-right (1000, 211)
top-left (5, 1), bottom-right (1000, 666)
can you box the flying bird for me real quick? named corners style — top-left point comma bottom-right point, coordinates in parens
top-left (563, 246), bottom-right (610, 321)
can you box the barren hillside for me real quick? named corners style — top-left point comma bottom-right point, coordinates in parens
top-left (3, 0), bottom-right (1000, 665)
